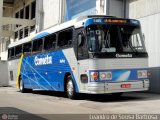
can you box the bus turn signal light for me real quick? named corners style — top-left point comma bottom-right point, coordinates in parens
top-left (81, 74), bottom-right (88, 83)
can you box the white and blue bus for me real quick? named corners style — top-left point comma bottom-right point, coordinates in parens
top-left (8, 15), bottom-right (149, 99)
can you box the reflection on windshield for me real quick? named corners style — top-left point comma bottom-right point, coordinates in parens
top-left (87, 25), bottom-right (146, 53)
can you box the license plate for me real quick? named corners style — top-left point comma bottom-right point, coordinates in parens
top-left (121, 84), bottom-right (131, 88)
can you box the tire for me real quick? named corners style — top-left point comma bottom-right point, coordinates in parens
top-left (112, 92), bottom-right (123, 97)
top-left (19, 77), bottom-right (26, 93)
top-left (66, 76), bottom-right (77, 99)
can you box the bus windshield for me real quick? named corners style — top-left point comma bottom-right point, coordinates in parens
top-left (87, 24), bottom-right (146, 53)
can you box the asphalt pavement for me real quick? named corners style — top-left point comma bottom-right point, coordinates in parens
top-left (0, 87), bottom-right (160, 120)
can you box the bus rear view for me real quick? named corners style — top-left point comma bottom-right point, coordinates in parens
top-left (78, 17), bottom-right (149, 95)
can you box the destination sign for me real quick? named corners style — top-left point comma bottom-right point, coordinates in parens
top-left (104, 19), bottom-right (128, 23)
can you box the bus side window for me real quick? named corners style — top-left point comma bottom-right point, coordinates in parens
top-left (58, 29), bottom-right (72, 48)
top-left (77, 32), bottom-right (88, 59)
top-left (8, 48), bottom-right (12, 59)
top-left (32, 38), bottom-right (43, 53)
top-left (15, 45), bottom-right (22, 57)
top-left (9, 48), bottom-right (15, 59)
top-left (44, 34), bottom-right (56, 51)
top-left (23, 42), bottom-right (32, 55)
top-left (78, 33), bottom-right (84, 56)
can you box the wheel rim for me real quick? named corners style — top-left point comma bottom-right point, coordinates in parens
top-left (67, 80), bottom-right (74, 96)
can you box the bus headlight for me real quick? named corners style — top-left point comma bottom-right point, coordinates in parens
top-left (137, 70), bottom-right (147, 78)
top-left (100, 72), bottom-right (112, 80)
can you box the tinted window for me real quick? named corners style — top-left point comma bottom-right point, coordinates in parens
top-left (24, 27), bottom-right (29, 37)
top-left (15, 12), bottom-right (19, 28)
top-left (32, 39), bottom-right (43, 53)
top-left (20, 9), bottom-right (24, 19)
top-left (15, 32), bottom-right (18, 39)
top-left (15, 45), bottom-right (22, 57)
top-left (44, 34), bottom-right (56, 51)
top-left (8, 49), bottom-right (11, 59)
top-left (15, 12), bottom-right (19, 18)
top-left (25, 5), bottom-right (30, 19)
top-left (77, 32), bottom-right (88, 59)
top-left (58, 29), bottom-right (72, 48)
top-left (8, 48), bottom-right (15, 59)
top-left (31, 1), bottom-right (36, 19)
top-left (23, 42), bottom-right (32, 54)
top-left (30, 25), bottom-right (35, 32)
top-left (19, 29), bottom-right (23, 39)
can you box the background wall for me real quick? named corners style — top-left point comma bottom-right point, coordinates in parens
top-left (129, 0), bottom-right (160, 93)
top-left (107, 0), bottom-right (125, 17)
top-left (42, 0), bottom-right (62, 30)
top-left (0, 61), bottom-right (8, 86)
top-left (65, 0), bottom-right (96, 21)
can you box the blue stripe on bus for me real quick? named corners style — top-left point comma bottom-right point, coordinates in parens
top-left (89, 68), bottom-right (148, 82)
top-left (32, 32), bottom-right (49, 40)
top-left (20, 50), bottom-right (79, 92)
top-left (84, 19), bottom-right (95, 26)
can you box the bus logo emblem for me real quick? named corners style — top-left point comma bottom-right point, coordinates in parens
top-left (116, 54), bottom-right (132, 58)
top-left (34, 55), bottom-right (52, 66)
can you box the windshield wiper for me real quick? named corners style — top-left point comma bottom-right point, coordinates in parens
top-left (104, 25), bottom-right (112, 48)
top-left (128, 41), bottom-right (139, 54)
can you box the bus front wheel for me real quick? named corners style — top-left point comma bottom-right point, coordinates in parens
top-left (66, 76), bottom-right (76, 99)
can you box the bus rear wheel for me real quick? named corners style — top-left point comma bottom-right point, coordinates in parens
top-left (66, 76), bottom-right (77, 99)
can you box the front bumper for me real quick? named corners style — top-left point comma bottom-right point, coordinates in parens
top-left (87, 80), bottom-right (149, 94)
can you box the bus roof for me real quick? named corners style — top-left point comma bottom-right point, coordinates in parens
top-left (8, 15), bottom-right (136, 48)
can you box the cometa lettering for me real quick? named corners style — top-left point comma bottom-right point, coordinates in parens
top-left (34, 55), bottom-right (52, 66)
top-left (116, 54), bottom-right (133, 58)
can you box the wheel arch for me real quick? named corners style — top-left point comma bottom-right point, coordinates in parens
top-left (64, 72), bottom-right (79, 93)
